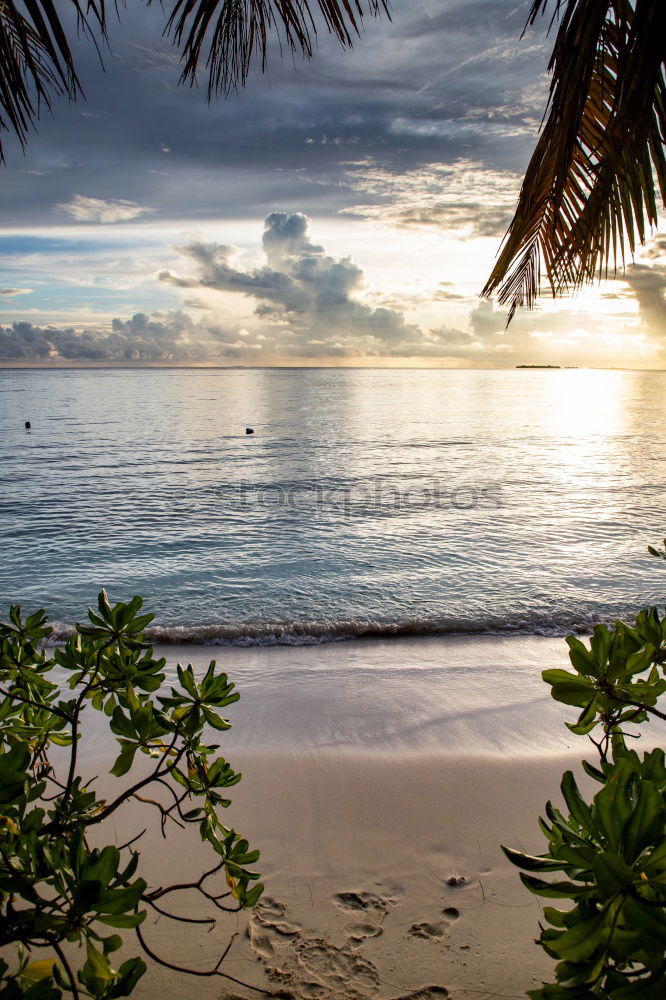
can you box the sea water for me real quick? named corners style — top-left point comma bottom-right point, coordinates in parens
top-left (1, 367), bottom-right (664, 643)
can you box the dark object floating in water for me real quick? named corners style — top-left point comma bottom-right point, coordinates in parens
top-left (245, 427), bottom-right (254, 435)
top-left (25, 421), bottom-right (31, 429)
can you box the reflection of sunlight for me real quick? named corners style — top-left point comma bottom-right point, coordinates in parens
top-left (542, 370), bottom-right (627, 439)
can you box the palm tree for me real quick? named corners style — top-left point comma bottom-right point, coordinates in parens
top-left (482, 0), bottom-right (666, 322)
top-left (1, 1), bottom-right (664, 321)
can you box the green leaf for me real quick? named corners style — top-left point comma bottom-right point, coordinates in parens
top-left (85, 846), bottom-right (120, 886)
top-left (519, 873), bottom-right (587, 899)
top-left (565, 699), bottom-right (599, 736)
top-left (622, 779), bottom-right (664, 863)
top-left (590, 625), bottom-right (611, 673)
top-left (542, 669), bottom-right (595, 708)
top-left (97, 911), bottom-right (146, 929)
top-left (502, 845), bottom-right (563, 872)
top-left (93, 879), bottom-right (146, 915)
top-left (626, 644), bottom-right (656, 677)
top-left (110, 741), bottom-right (138, 778)
top-left (542, 907), bottom-right (568, 928)
top-left (565, 637), bottom-right (598, 677)
top-left (560, 771), bottom-right (594, 831)
top-left (594, 759), bottom-right (634, 851)
top-left (0, 744), bottom-right (30, 804)
top-left (109, 957), bottom-right (146, 998)
top-left (82, 940), bottom-right (114, 982)
top-left (202, 706), bottom-right (232, 731)
top-left (548, 913), bottom-right (605, 962)
top-left (593, 852), bottom-right (636, 896)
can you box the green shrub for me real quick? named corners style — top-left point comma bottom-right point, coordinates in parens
top-left (0, 592), bottom-right (263, 999)
top-left (504, 552), bottom-right (666, 998)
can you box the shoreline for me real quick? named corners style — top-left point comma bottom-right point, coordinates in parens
top-left (152, 633), bottom-right (579, 757)
top-left (77, 634), bottom-right (600, 1000)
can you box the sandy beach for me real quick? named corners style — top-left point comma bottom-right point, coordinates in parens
top-left (73, 634), bottom-right (606, 1000)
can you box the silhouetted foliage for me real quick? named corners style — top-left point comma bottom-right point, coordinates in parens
top-left (503, 546), bottom-right (666, 998)
top-left (0, 592), bottom-right (264, 999)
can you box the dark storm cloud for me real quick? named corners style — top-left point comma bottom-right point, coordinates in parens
top-left (0, 1), bottom-right (549, 226)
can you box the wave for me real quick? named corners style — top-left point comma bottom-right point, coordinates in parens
top-left (45, 608), bottom-right (644, 647)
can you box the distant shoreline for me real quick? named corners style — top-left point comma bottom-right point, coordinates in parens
top-left (0, 362), bottom-right (660, 371)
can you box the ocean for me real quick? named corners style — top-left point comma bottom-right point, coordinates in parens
top-left (1, 367), bottom-right (664, 644)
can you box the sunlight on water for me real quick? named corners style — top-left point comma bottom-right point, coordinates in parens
top-left (0, 368), bottom-right (664, 642)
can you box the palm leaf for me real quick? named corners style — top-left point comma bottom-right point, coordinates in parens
top-left (483, 0), bottom-right (666, 323)
top-left (0, 1), bottom-right (107, 161)
top-left (160, 0), bottom-right (390, 98)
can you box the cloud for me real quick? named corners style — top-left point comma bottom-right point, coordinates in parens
top-left (55, 195), bottom-right (152, 223)
top-left (624, 265), bottom-right (666, 344)
top-left (2, 213), bottom-right (663, 367)
top-left (159, 212), bottom-right (424, 356)
top-left (340, 159), bottom-right (521, 237)
top-left (0, 287), bottom-right (32, 296)
top-left (606, 237), bottom-right (666, 347)
top-left (0, 312), bottom-right (236, 362)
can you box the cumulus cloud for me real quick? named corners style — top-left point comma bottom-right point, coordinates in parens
top-left (624, 266), bottom-right (666, 337)
top-left (603, 236), bottom-right (666, 348)
top-left (622, 238), bottom-right (666, 347)
top-left (0, 312), bottom-right (237, 362)
top-left (159, 212), bottom-right (424, 356)
top-left (3, 213), bottom-right (663, 367)
top-left (55, 195), bottom-right (152, 223)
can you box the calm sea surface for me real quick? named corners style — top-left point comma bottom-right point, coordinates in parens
top-left (0, 367), bottom-right (664, 643)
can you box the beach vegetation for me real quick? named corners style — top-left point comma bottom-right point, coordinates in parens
top-left (503, 547), bottom-right (666, 998)
top-left (0, 2), bottom-right (663, 319)
top-left (0, 591), bottom-right (263, 999)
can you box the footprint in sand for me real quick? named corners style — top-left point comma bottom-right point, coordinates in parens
top-left (247, 897), bottom-right (302, 959)
top-left (333, 890), bottom-right (398, 916)
top-left (345, 921), bottom-right (384, 942)
top-left (296, 937), bottom-right (380, 994)
top-left (247, 898), bottom-right (382, 999)
top-left (408, 922), bottom-right (444, 940)
top-left (409, 908), bottom-right (459, 941)
top-left (334, 888), bottom-right (398, 947)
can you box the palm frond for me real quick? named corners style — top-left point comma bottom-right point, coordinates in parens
top-left (161, 0), bottom-right (390, 98)
top-left (0, 1), bottom-right (107, 161)
top-left (483, 0), bottom-right (666, 324)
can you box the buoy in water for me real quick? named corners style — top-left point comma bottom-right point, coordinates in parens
top-left (25, 421), bottom-right (31, 430)
top-left (245, 427), bottom-right (254, 435)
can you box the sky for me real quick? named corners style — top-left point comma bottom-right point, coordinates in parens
top-left (0, 0), bottom-right (664, 368)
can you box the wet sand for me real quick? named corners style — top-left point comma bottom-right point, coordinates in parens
top-left (83, 635), bottom-right (598, 999)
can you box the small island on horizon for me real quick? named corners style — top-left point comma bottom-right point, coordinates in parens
top-left (515, 364), bottom-right (561, 369)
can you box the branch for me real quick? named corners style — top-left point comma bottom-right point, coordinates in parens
top-left (146, 861), bottom-right (238, 913)
top-left (132, 793), bottom-right (185, 836)
top-left (0, 685), bottom-right (70, 724)
top-left (53, 940), bottom-right (80, 1000)
top-left (605, 690), bottom-right (666, 722)
top-left (81, 742), bottom-right (187, 829)
top-left (135, 917), bottom-right (276, 995)
top-left (60, 640), bottom-right (113, 815)
top-left (144, 897), bottom-right (215, 926)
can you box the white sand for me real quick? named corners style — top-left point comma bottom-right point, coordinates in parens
top-left (79, 636), bottom-right (605, 999)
